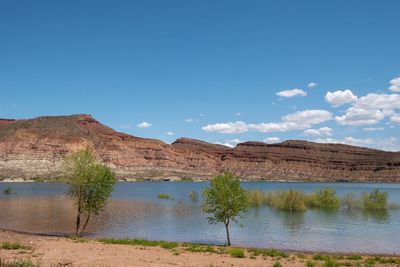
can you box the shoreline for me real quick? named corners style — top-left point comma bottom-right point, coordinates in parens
top-left (1, 229), bottom-right (399, 267)
top-left (1, 228), bottom-right (399, 257)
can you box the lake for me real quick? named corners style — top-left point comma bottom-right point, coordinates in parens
top-left (0, 182), bottom-right (399, 254)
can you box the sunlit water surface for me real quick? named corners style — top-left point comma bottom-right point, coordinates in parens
top-left (0, 182), bottom-right (399, 254)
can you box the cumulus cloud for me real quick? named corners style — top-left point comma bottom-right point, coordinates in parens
top-left (335, 93), bottom-right (400, 126)
top-left (389, 76), bottom-right (400, 92)
top-left (215, 142), bottom-right (236, 148)
top-left (335, 107), bottom-right (385, 126)
top-left (390, 113), bottom-right (400, 124)
top-left (202, 121), bottom-right (248, 134)
top-left (303, 127), bottom-right (333, 137)
top-left (264, 137), bottom-right (281, 143)
top-left (307, 82), bottom-right (318, 89)
top-left (166, 131), bottom-right (174, 136)
top-left (276, 89), bottom-right (307, 98)
top-left (202, 109), bottom-right (332, 134)
top-left (137, 122), bottom-right (152, 128)
top-left (325, 90), bottom-right (358, 106)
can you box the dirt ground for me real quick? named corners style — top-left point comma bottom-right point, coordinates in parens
top-left (0, 229), bottom-right (398, 267)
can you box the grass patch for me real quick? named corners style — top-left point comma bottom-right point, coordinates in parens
top-left (0, 259), bottom-right (40, 267)
top-left (322, 257), bottom-right (340, 267)
top-left (306, 260), bottom-right (316, 267)
top-left (346, 255), bottom-right (362, 260)
top-left (248, 248), bottom-right (288, 258)
top-left (1, 242), bottom-right (30, 250)
top-left (157, 193), bottom-right (174, 200)
top-left (185, 244), bottom-right (216, 253)
top-left (68, 236), bottom-right (88, 243)
top-left (228, 248), bottom-right (245, 258)
top-left (273, 262), bottom-right (282, 267)
top-left (312, 254), bottom-right (331, 261)
top-left (100, 238), bottom-right (178, 249)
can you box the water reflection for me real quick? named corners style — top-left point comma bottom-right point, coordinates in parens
top-left (0, 182), bottom-right (400, 254)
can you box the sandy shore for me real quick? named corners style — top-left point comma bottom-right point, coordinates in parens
top-left (0, 230), bottom-right (399, 267)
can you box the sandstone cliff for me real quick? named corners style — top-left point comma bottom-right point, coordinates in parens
top-left (0, 115), bottom-right (399, 182)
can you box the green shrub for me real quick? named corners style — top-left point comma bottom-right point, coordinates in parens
top-left (341, 193), bottom-right (361, 210)
top-left (346, 255), bottom-right (362, 260)
top-left (322, 257), bottom-right (340, 267)
top-left (157, 193), bottom-right (174, 200)
top-left (362, 190), bottom-right (388, 210)
top-left (3, 186), bottom-right (12, 195)
top-left (274, 189), bottom-right (307, 212)
top-left (273, 262), bottom-right (282, 267)
top-left (306, 260), bottom-right (315, 267)
top-left (246, 190), bottom-right (264, 207)
top-left (312, 254), bottom-right (331, 261)
top-left (306, 187), bottom-right (340, 209)
top-left (229, 248), bottom-right (245, 258)
top-left (188, 191), bottom-right (199, 202)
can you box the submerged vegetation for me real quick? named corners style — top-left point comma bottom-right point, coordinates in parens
top-left (246, 187), bottom-right (397, 213)
top-left (3, 186), bottom-right (13, 195)
top-left (157, 193), bottom-right (174, 200)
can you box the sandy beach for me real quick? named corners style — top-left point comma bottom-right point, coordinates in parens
top-left (1, 229), bottom-right (399, 267)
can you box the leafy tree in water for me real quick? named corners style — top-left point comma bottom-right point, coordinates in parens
top-left (202, 173), bottom-right (248, 246)
top-left (63, 148), bottom-right (116, 236)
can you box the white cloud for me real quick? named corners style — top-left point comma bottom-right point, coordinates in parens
top-left (335, 93), bottom-right (400, 126)
top-left (362, 127), bottom-right (385, 132)
top-left (263, 137), bottom-right (281, 143)
top-left (325, 90), bottom-right (358, 106)
top-left (307, 82), bottom-right (318, 89)
top-left (166, 131), bottom-right (174, 136)
top-left (303, 127), bottom-right (333, 137)
top-left (202, 109), bottom-right (332, 134)
top-left (335, 107), bottom-right (385, 126)
top-left (235, 112), bottom-right (242, 116)
top-left (137, 122), bottom-right (152, 128)
top-left (185, 118), bottom-right (193, 123)
top-left (390, 113), bottom-right (400, 124)
top-left (215, 142), bottom-right (235, 148)
top-left (282, 110), bottom-right (333, 125)
top-left (202, 121), bottom-right (248, 134)
top-left (276, 89), bottom-right (307, 98)
top-left (389, 76), bottom-right (400, 92)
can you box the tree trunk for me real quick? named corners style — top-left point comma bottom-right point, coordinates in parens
top-left (224, 220), bottom-right (231, 246)
top-left (76, 207), bottom-right (81, 237)
top-left (81, 213), bottom-right (91, 234)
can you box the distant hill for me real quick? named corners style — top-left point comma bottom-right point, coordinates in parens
top-left (1, 114), bottom-right (399, 182)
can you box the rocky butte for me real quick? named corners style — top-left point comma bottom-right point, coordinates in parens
top-left (0, 114), bottom-right (399, 182)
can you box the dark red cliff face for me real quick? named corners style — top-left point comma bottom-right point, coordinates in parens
top-left (0, 114), bottom-right (399, 182)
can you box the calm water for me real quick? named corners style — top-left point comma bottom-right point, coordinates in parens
top-left (0, 182), bottom-right (399, 254)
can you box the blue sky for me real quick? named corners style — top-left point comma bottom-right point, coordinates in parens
top-left (1, 0), bottom-right (399, 151)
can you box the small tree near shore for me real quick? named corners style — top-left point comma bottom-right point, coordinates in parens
top-left (63, 148), bottom-right (116, 236)
top-left (202, 173), bottom-right (248, 246)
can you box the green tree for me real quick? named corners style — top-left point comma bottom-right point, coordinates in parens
top-left (63, 148), bottom-right (116, 236)
top-left (274, 189), bottom-right (307, 212)
top-left (202, 173), bottom-right (248, 246)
